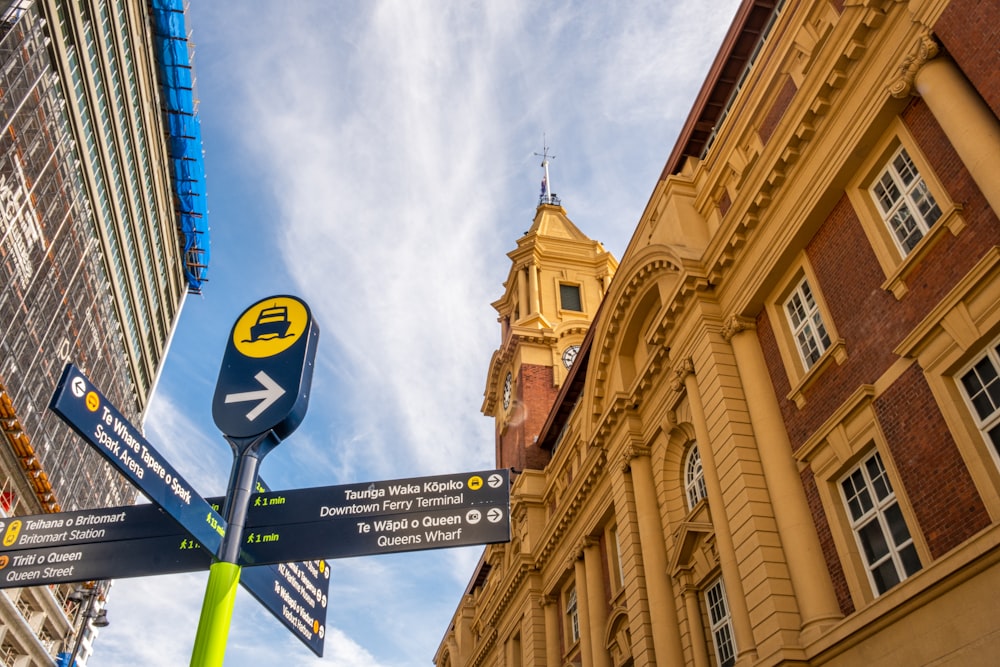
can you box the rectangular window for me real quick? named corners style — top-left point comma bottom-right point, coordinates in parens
top-left (566, 586), bottom-right (580, 645)
top-left (560, 283), bottom-right (582, 311)
top-left (784, 277), bottom-right (831, 369)
top-left (840, 451), bottom-right (921, 595)
top-left (959, 342), bottom-right (1000, 456)
top-left (869, 146), bottom-right (942, 255)
top-left (705, 578), bottom-right (736, 667)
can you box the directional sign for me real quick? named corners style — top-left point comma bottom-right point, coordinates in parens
top-left (49, 364), bottom-right (226, 554)
top-left (0, 502), bottom-right (330, 655)
top-left (0, 535), bottom-right (212, 588)
top-left (244, 469), bottom-right (510, 528)
top-left (240, 559), bottom-right (329, 657)
top-left (241, 502), bottom-right (509, 566)
top-left (0, 504), bottom-right (189, 551)
top-left (239, 470), bottom-right (511, 565)
top-left (212, 295), bottom-right (319, 440)
top-left (239, 478), bottom-right (330, 656)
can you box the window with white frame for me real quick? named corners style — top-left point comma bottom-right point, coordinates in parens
top-left (784, 277), bottom-right (831, 369)
top-left (565, 586), bottom-right (580, 645)
top-left (705, 577), bottom-right (736, 667)
top-left (869, 146), bottom-right (942, 256)
top-left (840, 451), bottom-right (921, 595)
top-left (958, 343), bottom-right (1000, 457)
top-left (685, 444), bottom-right (708, 509)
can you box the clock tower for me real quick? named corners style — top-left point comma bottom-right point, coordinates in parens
top-left (483, 155), bottom-right (617, 471)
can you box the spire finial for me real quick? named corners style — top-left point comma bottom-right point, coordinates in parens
top-left (534, 135), bottom-right (560, 207)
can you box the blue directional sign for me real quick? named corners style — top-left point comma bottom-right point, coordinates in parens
top-left (0, 535), bottom-right (213, 588)
top-left (239, 470), bottom-right (511, 565)
top-left (211, 295), bottom-right (319, 441)
top-left (241, 559), bottom-right (329, 656)
top-left (0, 501), bottom-right (330, 655)
top-left (49, 364), bottom-right (226, 554)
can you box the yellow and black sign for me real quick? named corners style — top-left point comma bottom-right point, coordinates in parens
top-left (232, 296), bottom-right (310, 359)
top-left (212, 295), bottom-right (320, 442)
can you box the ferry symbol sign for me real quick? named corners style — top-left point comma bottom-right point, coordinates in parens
top-left (212, 295), bottom-right (320, 441)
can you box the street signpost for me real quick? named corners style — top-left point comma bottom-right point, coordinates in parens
top-left (194, 295), bottom-right (320, 667)
top-left (49, 365), bottom-right (226, 554)
top-left (40, 294), bottom-right (511, 664)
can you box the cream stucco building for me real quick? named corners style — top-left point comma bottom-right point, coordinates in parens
top-left (436, 0), bottom-right (1000, 665)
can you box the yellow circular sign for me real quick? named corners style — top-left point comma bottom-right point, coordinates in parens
top-left (85, 391), bottom-right (100, 412)
top-left (468, 476), bottom-right (483, 491)
top-left (233, 297), bottom-right (309, 358)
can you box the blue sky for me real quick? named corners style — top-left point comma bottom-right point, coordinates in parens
top-left (91, 2), bottom-right (741, 664)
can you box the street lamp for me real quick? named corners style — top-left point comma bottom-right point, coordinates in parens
top-left (59, 581), bottom-right (110, 667)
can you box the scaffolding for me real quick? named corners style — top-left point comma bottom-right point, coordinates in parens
top-left (0, 4), bottom-right (136, 515)
top-left (150, 0), bottom-right (209, 294)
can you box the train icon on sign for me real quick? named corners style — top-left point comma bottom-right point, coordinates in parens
top-left (246, 305), bottom-right (292, 342)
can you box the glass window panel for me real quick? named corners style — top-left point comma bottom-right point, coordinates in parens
top-left (900, 544), bottom-right (922, 577)
top-left (883, 503), bottom-right (912, 546)
top-left (872, 559), bottom-right (901, 594)
top-left (859, 519), bottom-right (890, 564)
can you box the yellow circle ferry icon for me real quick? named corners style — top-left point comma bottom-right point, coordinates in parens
top-left (233, 297), bottom-right (309, 358)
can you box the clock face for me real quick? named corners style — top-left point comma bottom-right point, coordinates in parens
top-left (562, 345), bottom-right (580, 369)
top-left (502, 371), bottom-right (513, 410)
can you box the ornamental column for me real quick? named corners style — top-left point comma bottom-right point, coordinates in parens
top-left (622, 441), bottom-right (685, 664)
top-left (723, 316), bottom-right (842, 640)
top-left (679, 571), bottom-right (712, 667)
top-left (583, 537), bottom-right (612, 667)
top-left (529, 262), bottom-right (541, 315)
top-left (673, 359), bottom-right (756, 661)
top-left (543, 596), bottom-right (562, 667)
top-left (890, 31), bottom-right (1000, 214)
top-left (572, 551), bottom-right (595, 666)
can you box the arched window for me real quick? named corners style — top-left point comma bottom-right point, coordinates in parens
top-left (685, 444), bottom-right (708, 510)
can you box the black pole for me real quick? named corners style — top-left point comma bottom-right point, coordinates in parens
top-left (218, 431), bottom-right (278, 563)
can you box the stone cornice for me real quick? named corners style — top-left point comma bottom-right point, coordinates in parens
top-left (533, 447), bottom-right (608, 573)
top-left (703, 2), bottom-right (894, 291)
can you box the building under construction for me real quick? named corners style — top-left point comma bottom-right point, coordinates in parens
top-left (0, 0), bottom-right (208, 664)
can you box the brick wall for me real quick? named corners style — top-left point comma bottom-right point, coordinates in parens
top-left (874, 364), bottom-right (990, 558)
top-left (497, 363), bottom-right (556, 470)
top-left (761, 96), bottom-right (1000, 452)
top-left (935, 0), bottom-right (1000, 118)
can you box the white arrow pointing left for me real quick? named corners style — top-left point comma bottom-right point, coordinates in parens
top-left (224, 371), bottom-right (286, 421)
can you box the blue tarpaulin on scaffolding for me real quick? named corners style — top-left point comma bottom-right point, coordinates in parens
top-left (150, 0), bottom-right (209, 292)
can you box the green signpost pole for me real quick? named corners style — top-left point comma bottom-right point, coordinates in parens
top-left (190, 432), bottom-right (275, 667)
top-left (190, 561), bottom-right (241, 667)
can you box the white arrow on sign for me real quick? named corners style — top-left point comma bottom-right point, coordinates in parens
top-left (224, 371), bottom-right (286, 421)
top-left (487, 473), bottom-right (503, 489)
top-left (487, 507), bottom-right (504, 523)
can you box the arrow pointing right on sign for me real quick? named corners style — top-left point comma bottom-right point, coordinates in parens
top-left (225, 371), bottom-right (286, 421)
